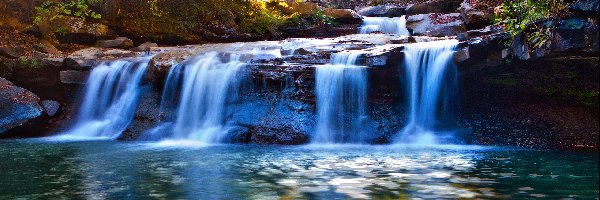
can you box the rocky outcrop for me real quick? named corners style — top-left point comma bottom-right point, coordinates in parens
top-left (406, 0), bottom-right (463, 15)
top-left (406, 13), bottom-right (466, 36)
top-left (0, 78), bottom-right (43, 134)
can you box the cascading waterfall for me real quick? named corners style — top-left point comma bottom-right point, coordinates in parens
top-left (58, 60), bottom-right (148, 139)
top-left (163, 52), bottom-right (244, 143)
top-left (313, 52), bottom-right (368, 144)
top-left (395, 40), bottom-right (459, 144)
top-left (359, 16), bottom-right (410, 35)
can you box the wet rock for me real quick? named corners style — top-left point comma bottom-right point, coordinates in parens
top-left (41, 100), bottom-right (60, 116)
top-left (406, 13), bottom-right (466, 36)
top-left (132, 42), bottom-right (158, 52)
top-left (60, 70), bottom-right (90, 84)
top-left (250, 126), bottom-right (309, 145)
top-left (95, 37), bottom-right (134, 49)
top-left (406, 0), bottom-right (463, 15)
top-left (222, 126), bottom-right (251, 143)
top-left (0, 78), bottom-right (43, 134)
top-left (64, 47), bottom-right (137, 69)
top-left (0, 46), bottom-right (24, 59)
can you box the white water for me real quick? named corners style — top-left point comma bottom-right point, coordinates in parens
top-left (167, 52), bottom-right (244, 143)
top-left (359, 16), bottom-right (409, 35)
top-left (57, 60), bottom-right (148, 140)
top-left (314, 52), bottom-right (368, 144)
top-left (395, 40), bottom-right (459, 144)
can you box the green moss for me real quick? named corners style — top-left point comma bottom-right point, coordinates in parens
top-left (490, 76), bottom-right (518, 87)
top-left (17, 57), bottom-right (40, 69)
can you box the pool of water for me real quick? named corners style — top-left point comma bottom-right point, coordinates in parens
top-left (0, 140), bottom-right (598, 199)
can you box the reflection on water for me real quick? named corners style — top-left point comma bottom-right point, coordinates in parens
top-left (0, 140), bottom-right (598, 199)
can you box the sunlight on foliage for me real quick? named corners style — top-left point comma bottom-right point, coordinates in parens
top-left (34, 0), bottom-right (102, 25)
top-left (494, 0), bottom-right (569, 48)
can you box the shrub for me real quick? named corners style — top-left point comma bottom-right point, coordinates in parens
top-left (493, 0), bottom-right (570, 48)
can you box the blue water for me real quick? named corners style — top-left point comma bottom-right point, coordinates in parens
top-left (0, 140), bottom-right (597, 199)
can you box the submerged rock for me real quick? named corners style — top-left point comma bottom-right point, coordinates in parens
top-left (0, 78), bottom-right (43, 134)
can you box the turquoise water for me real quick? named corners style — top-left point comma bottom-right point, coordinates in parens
top-left (0, 140), bottom-right (597, 199)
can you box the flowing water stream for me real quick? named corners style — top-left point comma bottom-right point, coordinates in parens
top-left (314, 52), bottom-right (367, 144)
top-left (359, 16), bottom-right (410, 35)
top-left (56, 59), bottom-right (149, 140)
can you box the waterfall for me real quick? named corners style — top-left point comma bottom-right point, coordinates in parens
top-left (359, 16), bottom-right (409, 35)
top-left (395, 40), bottom-right (459, 144)
top-left (162, 52), bottom-right (244, 143)
top-left (313, 52), bottom-right (368, 144)
top-left (58, 59), bottom-right (148, 139)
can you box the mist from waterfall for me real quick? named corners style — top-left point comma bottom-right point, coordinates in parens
top-left (313, 52), bottom-right (368, 144)
top-left (359, 16), bottom-right (409, 35)
top-left (146, 52), bottom-right (244, 143)
top-left (58, 60), bottom-right (149, 140)
top-left (395, 40), bottom-right (459, 145)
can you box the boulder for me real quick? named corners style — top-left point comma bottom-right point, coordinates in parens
top-left (406, 0), bottom-right (463, 15)
top-left (95, 37), bottom-right (134, 49)
top-left (324, 8), bottom-right (362, 23)
top-left (357, 5), bottom-right (406, 17)
top-left (132, 42), bottom-right (158, 52)
top-left (0, 78), bottom-right (43, 134)
top-left (459, 1), bottom-right (493, 29)
top-left (41, 100), bottom-right (60, 116)
top-left (406, 13), bottom-right (466, 36)
top-left (0, 46), bottom-right (24, 59)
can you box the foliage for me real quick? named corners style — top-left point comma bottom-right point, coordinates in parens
top-left (17, 56), bottom-right (40, 69)
top-left (34, 0), bottom-right (102, 25)
top-left (239, 0), bottom-right (291, 35)
top-left (284, 9), bottom-right (335, 28)
top-left (493, 0), bottom-right (569, 48)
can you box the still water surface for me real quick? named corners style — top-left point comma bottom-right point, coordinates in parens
top-left (0, 140), bottom-right (598, 199)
